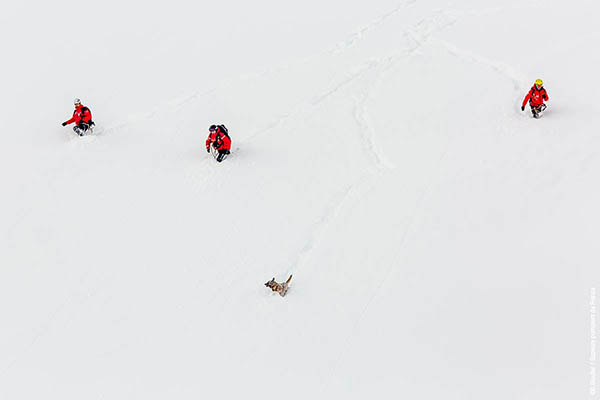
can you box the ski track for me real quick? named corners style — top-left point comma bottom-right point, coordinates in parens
top-left (353, 93), bottom-right (392, 172)
top-left (332, 0), bottom-right (418, 54)
top-left (285, 185), bottom-right (354, 276)
top-left (320, 7), bottom-right (535, 387)
top-left (282, 7), bottom-right (464, 290)
top-left (266, 14), bottom-right (486, 387)
top-left (328, 14), bottom-right (540, 358)
top-left (323, 134), bottom-right (455, 393)
top-left (310, 62), bottom-right (378, 107)
top-left (320, 3), bottom-right (542, 381)
top-left (434, 38), bottom-right (528, 91)
top-left (242, 108), bottom-right (297, 143)
top-left (208, 0), bottom-right (424, 144)
top-left (352, 59), bottom-right (398, 172)
top-left (212, 7), bottom-right (463, 284)
top-left (99, 88), bottom-right (217, 138)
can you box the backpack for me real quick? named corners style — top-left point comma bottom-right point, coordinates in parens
top-left (80, 106), bottom-right (93, 123)
top-left (218, 124), bottom-right (230, 139)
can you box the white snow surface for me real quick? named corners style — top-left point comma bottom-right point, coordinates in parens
top-left (1, 0), bottom-right (599, 398)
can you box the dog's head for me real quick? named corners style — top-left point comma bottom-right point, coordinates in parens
top-left (265, 278), bottom-right (280, 291)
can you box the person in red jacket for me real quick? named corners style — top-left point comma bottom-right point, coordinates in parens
top-left (521, 79), bottom-right (549, 118)
top-left (62, 98), bottom-right (94, 135)
top-left (206, 124), bottom-right (231, 162)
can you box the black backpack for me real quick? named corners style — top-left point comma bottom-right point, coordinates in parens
top-left (218, 124), bottom-right (230, 139)
top-left (80, 106), bottom-right (93, 123)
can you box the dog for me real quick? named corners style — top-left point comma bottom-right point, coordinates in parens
top-left (264, 274), bottom-right (293, 297)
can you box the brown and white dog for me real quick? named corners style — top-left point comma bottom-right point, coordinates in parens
top-left (264, 274), bottom-right (293, 297)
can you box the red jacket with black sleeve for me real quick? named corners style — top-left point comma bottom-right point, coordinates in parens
top-left (64, 105), bottom-right (92, 125)
top-left (522, 85), bottom-right (549, 108)
top-left (206, 127), bottom-right (232, 151)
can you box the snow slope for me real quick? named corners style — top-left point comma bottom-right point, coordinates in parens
top-left (1, 0), bottom-right (599, 398)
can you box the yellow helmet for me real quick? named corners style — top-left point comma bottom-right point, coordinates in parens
top-left (535, 78), bottom-right (543, 87)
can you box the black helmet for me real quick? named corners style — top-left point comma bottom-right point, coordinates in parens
top-left (209, 124), bottom-right (217, 132)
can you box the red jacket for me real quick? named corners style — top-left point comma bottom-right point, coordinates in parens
top-left (206, 127), bottom-right (231, 151)
top-left (64, 105), bottom-right (92, 125)
top-left (522, 85), bottom-right (548, 108)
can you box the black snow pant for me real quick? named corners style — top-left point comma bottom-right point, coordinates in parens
top-left (216, 149), bottom-right (230, 162)
top-left (73, 121), bottom-right (94, 134)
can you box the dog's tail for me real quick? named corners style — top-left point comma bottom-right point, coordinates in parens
top-left (285, 274), bottom-right (293, 284)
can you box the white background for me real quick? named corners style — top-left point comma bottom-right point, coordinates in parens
top-left (1, 0), bottom-right (598, 398)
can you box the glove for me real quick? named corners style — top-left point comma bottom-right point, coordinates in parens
top-left (62, 122), bottom-right (67, 126)
top-left (206, 147), bottom-right (210, 153)
top-left (521, 106), bottom-right (525, 111)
